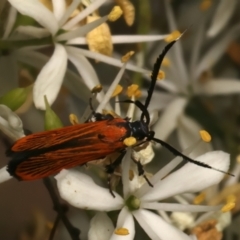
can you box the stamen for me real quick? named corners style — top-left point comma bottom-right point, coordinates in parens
top-left (157, 70), bottom-right (165, 80)
top-left (199, 130), bottom-right (211, 142)
top-left (127, 84), bottom-right (141, 98)
top-left (236, 154), bottom-right (240, 163)
top-left (164, 30), bottom-right (181, 42)
top-left (114, 228), bottom-right (129, 235)
top-left (193, 192), bottom-right (206, 204)
top-left (91, 84), bottom-right (102, 93)
top-left (124, 137), bottom-right (137, 146)
top-left (69, 114), bottom-right (79, 125)
top-left (111, 85), bottom-right (123, 97)
top-left (121, 51), bottom-right (135, 63)
top-left (200, 0), bottom-right (212, 11)
top-left (162, 57), bottom-right (171, 67)
top-left (221, 202), bottom-right (235, 212)
top-left (108, 6), bottom-right (123, 22)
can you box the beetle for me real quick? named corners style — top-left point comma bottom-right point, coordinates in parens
top-left (6, 37), bottom-right (231, 184)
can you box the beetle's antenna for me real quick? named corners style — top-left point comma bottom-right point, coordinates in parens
top-left (141, 32), bottom-right (185, 122)
top-left (152, 137), bottom-right (234, 176)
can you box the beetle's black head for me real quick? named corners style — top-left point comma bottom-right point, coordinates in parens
top-left (129, 120), bottom-right (149, 141)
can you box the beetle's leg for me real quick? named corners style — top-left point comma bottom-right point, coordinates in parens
top-left (105, 150), bottom-right (127, 197)
top-left (132, 157), bottom-right (153, 187)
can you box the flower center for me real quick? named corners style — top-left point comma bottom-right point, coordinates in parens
top-left (125, 195), bottom-right (141, 211)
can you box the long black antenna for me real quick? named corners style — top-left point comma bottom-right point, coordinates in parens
top-left (141, 37), bottom-right (180, 122)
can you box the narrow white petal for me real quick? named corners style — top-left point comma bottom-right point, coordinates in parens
top-left (133, 209), bottom-right (191, 240)
top-left (66, 46), bottom-right (100, 89)
top-left (141, 202), bottom-right (221, 212)
top-left (3, 6), bottom-right (17, 39)
top-left (110, 207), bottom-right (135, 240)
top-left (88, 212), bottom-right (114, 240)
top-left (67, 37), bottom-right (87, 45)
top-left (164, 0), bottom-right (189, 85)
top-left (111, 35), bottom-right (169, 44)
top-left (0, 166), bottom-right (12, 183)
top-left (195, 24), bottom-right (240, 80)
top-left (177, 114), bottom-right (212, 158)
top-left (198, 79), bottom-right (240, 95)
top-left (15, 49), bottom-right (90, 102)
top-left (153, 97), bottom-right (187, 141)
top-left (63, 0), bottom-right (107, 30)
top-left (64, 47), bottom-right (149, 74)
top-left (57, 15), bottom-right (108, 41)
top-left (8, 0), bottom-right (59, 35)
top-left (14, 26), bottom-right (50, 39)
top-left (33, 44), bottom-right (67, 109)
top-left (207, 0), bottom-right (238, 37)
top-left (142, 151), bottom-right (230, 202)
top-left (96, 62), bottom-right (127, 112)
top-left (0, 105), bottom-right (25, 140)
top-left (59, 0), bottom-right (82, 27)
top-left (121, 151), bottom-right (131, 198)
top-left (52, 0), bottom-right (66, 21)
top-left (55, 170), bottom-right (123, 211)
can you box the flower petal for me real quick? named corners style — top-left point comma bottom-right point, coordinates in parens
top-left (0, 166), bottom-right (13, 183)
top-left (142, 151), bottom-right (230, 202)
top-left (133, 209), bottom-right (191, 240)
top-left (55, 169), bottom-right (123, 211)
top-left (0, 105), bottom-right (25, 140)
top-left (14, 26), bottom-right (50, 39)
top-left (33, 44), bottom-right (67, 109)
top-left (8, 0), bottom-right (59, 35)
top-left (198, 79), bottom-right (240, 95)
top-left (3, 6), bottom-right (17, 39)
top-left (177, 113), bottom-right (213, 158)
top-left (63, 0), bottom-right (108, 30)
top-left (110, 207), bottom-right (135, 240)
top-left (111, 35), bottom-right (169, 43)
top-left (153, 97), bottom-right (187, 141)
top-left (88, 212), bottom-right (114, 240)
top-left (52, 0), bottom-right (66, 21)
top-left (207, 0), bottom-right (238, 37)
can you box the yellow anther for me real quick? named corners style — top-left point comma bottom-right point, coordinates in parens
top-left (121, 51), bottom-right (135, 63)
top-left (226, 194), bottom-right (236, 203)
top-left (236, 155), bottom-right (240, 163)
top-left (165, 30), bottom-right (181, 42)
top-left (200, 0), bottom-right (212, 11)
top-left (124, 137), bottom-right (137, 146)
top-left (157, 70), bottom-right (165, 80)
top-left (162, 57), bottom-right (171, 67)
top-left (221, 202), bottom-right (235, 212)
top-left (102, 109), bottom-right (120, 118)
top-left (111, 85), bottom-right (123, 97)
top-left (127, 84), bottom-right (141, 98)
top-left (69, 114), bottom-right (79, 125)
top-left (108, 6), bottom-right (123, 22)
top-left (114, 228), bottom-right (129, 235)
top-left (199, 130), bottom-right (211, 142)
top-left (91, 84), bottom-right (102, 94)
top-left (193, 192), bottom-right (206, 205)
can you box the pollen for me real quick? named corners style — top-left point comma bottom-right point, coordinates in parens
top-left (69, 114), bottom-right (79, 125)
top-left (115, 0), bottom-right (135, 26)
top-left (165, 30), bottom-right (181, 42)
top-left (127, 84), bottom-right (141, 98)
top-left (193, 192), bottom-right (206, 204)
top-left (114, 227), bottom-right (129, 235)
top-left (236, 154), bottom-right (240, 163)
top-left (157, 70), bottom-right (165, 80)
top-left (200, 0), bottom-right (212, 11)
top-left (221, 202), bottom-right (235, 212)
top-left (199, 130), bottom-right (211, 142)
top-left (124, 137), bottom-right (137, 146)
top-left (91, 84), bottom-right (102, 93)
top-left (111, 85), bottom-right (123, 97)
top-left (162, 57), bottom-right (171, 67)
top-left (108, 6), bottom-right (123, 22)
top-left (121, 51), bottom-right (135, 63)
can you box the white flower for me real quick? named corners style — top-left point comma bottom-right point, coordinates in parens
top-left (56, 147), bottom-right (230, 240)
top-left (6, 0), bottom-right (170, 110)
top-left (150, 0), bottom-right (240, 155)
